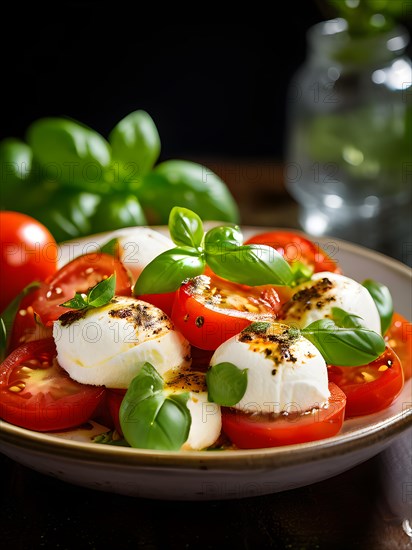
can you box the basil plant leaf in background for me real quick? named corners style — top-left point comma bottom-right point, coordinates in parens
top-left (169, 206), bottom-right (204, 249)
top-left (133, 247), bottom-right (206, 295)
top-left (362, 279), bottom-right (393, 335)
top-left (120, 362), bottom-right (191, 451)
top-left (109, 110), bottom-right (161, 184)
top-left (0, 138), bottom-right (32, 208)
top-left (204, 225), bottom-right (243, 255)
top-left (26, 117), bottom-right (112, 192)
top-left (139, 160), bottom-right (240, 225)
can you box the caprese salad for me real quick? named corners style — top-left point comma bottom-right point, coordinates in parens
top-left (0, 208), bottom-right (410, 451)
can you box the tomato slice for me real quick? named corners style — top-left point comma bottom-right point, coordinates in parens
top-left (106, 388), bottom-right (127, 436)
top-left (0, 338), bottom-right (106, 431)
top-left (31, 253), bottom-right (132, 326)
top-left (328, 346), bottom-right (404, 417)
top-left (385, 312), bottom-right (412, 380)
top-left (244, 230), bottom-right (341, 274)
top-left (221, 383), bottom-right (346, 448)
top-left (171, 274), bottom-right (282, 350)
top-left (136, 291), bottom-right (177, 317)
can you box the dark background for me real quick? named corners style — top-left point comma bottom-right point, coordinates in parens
top-left (1, 2), bottom-right (339, 161)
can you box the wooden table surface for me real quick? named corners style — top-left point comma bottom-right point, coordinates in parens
top-left (1, 158), bottom-right (411, 549)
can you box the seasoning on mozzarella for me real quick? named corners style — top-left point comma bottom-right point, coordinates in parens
top-left (164, 368), bottom-right (222, 450)
top-left (210, 322), bottom-right (330, 414)
top-left (279, 271), bottom-right (381, 334)
top-left (53, 296), bottom-right (190, 388)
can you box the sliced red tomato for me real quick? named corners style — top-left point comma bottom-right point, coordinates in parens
top-left (385, 312), bottom-right (412, 380)
top-left (31, 253), bottom-right (132, 326)
top-left (136, 291), bottom-right (177, 317)
top-left (106, 388), bottom-right (127, 436)
top-left (328, 346), bottom-right (404, 417)
top-left (0, 211), bottom-right (58, 312)
top-left (0, 338), bottom-right (106, 431)
top-left (244, 230), bottom-right (341, 274)
top-left (221, 383), bottom-right (346, 448)
top-left (171, 274), bottom-right (283, 350)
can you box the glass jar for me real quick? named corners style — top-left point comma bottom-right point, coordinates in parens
top-left (285, 18), bottom-right (412, 259)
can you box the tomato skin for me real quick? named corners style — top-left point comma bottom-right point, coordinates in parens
top-left (328, 346), bottom-right (404, 418)
top-left (0, 338), bottom-right (106, 431)
top-left (0, 211), bottom-right (58, 312)
top-left (244, 230), bottom-right (341, 274)
top-left (136, 291), bottom-right (176, 317)
top-left (385, 312), bottom-right (412, 380)
top-left (221, 383), bottom-right (346, 449)
top-left (171, 275), bottom-right (281, 350)
top-left (106, 388), bottom-right (127, 436)
top-left (31, 253), bottom-right (132, 326)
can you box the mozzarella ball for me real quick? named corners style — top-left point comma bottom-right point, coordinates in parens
top-left (165, 369), bottom-right (222, 450)
top-left (280, 272), bottom-right (381, 333)
top-left (53, 296), bottom-right (190, 388)
top-left (210, 322), bottom-right (330, 414)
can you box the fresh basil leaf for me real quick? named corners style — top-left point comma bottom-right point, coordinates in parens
top-left (0, 138), bottom-right (32, 208)
top-left (362, 279), bottom-right (393, 335)
top-left (139, 160), bottom-right (239, 225)
top-left (60, 293), bottom-right (89, 310)
top-left (204, 225), bottom-right (243, 255)
top-left (109, 110), bottom-right (160, 180)
top-left (99, 238), bottom-right (119, 257)
top-left (206, 362), bottom-right (248, 406)
top-left (0, 282), bottom-right (41, 360)
top-left (290, 261), bottom-right (313, 286)
top-left (133, 247), bottom-right (205, 295)
top-left (332, 307), bottom-right (365, 328)
top-left (301, 318), bottom-right (386, 366)
top-left (169, 206), bottom-right (204, 248)
top-left (206, 244), bottom-right (293, 286)
top-left (87, 274), bottom-right (116, 307)
top-left (119, 363), bottom-right (191, 451)
top-left (27, 117), bottom-right (111, 192)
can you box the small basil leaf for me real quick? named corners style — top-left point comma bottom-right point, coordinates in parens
top-left (119, 363), bottom-right (191, 451)
top-left (133, 247), bottom-right (205, 295)
top-left (290, 261), bottom-right (314, 286)
top-left (362, 279), bottom-right (393, 335)
top-left (87, 274), bottom-right (116, 307)
top-left (109, 110), bottom-right (160, 180)
top-left (301, 319), bottom-right (386, 366)
top-left (60, 293), bottom-right (89, 310)
top-left (204, 225), bottom-right (243, 255)
top-left (332, 307), bottom-right (365, 328)
top-left (206, 362), bottom-right (248, 406)
top-left (206, 244), bottom-right (293, 286)
top-left (99, 238), bottom-right (119, 257)
top-left (0, 281), bottom-right (41, 360)
top-left (169, 206), bottom-right (204, 248)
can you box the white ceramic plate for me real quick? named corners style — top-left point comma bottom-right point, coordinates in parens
top-left (1, 227), bottom-right (411, 501)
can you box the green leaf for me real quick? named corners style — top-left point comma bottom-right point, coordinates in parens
top-left (362, 279), bottom-right (393, 335)
top-left (242, 322), bottom-right (271, 334)
top-left (119, 363), bottom-right (191, 451)
top-left (90, 193), bottom-right (147, 233)
top-left (139, 160), bottom-right (239, 225)
top-left (301, 318), bottom-right (386, 366)
top-left (87, 274), bottom-right (116, 307)
top-left (168, 206), bottom-right (204, 248)
top-left (133, 247), bottom-right (205, 295)
top-left (206, 362), bottom-right (248, 406)
top-left (99, 238), bottom-right (119, 257)
top-left (206, 244), bottom-right (293, 286)
top-left (60, 293), bottom-right (89, 310)
top-left (290, 261), bottom-right (314, 286)
top-left (109, 110), bottom-right (160, 180)
top-left (0, 281), bottom-right (41, 360)
top-left (332, 307), bottom-right (365, 329)
top-left (26, 117), bottom-right (111, 192)
top-left (204, 225), bottom-right (243, 255)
